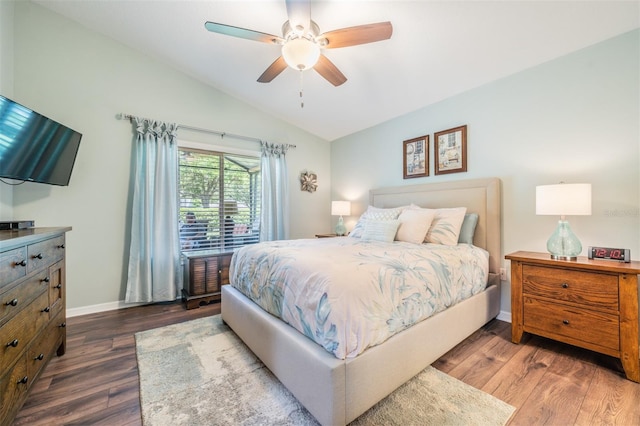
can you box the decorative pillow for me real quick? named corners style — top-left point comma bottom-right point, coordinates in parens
top-left (424, 207), bottom-right (467, 245)
top-left (349, 206), bottom-right (403, 238)
top-left (361, 219), bottom-right (401, 243)
top-left (396, 208), bottom-right (436, 244)
top-left (458, 213), bottom-right (479, 244)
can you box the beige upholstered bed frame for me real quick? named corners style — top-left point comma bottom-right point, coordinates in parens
top-left (221, 177), bottom-right (502, 426)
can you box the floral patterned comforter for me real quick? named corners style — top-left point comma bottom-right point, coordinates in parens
top-left (229, 237), bottom-right (489, 360)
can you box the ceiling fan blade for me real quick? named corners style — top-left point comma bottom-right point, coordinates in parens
top-left (318, 22), bottom-right (393, 49)
top-left (285, 0), bottom-right (311, 33)
top-left (314, 54), bottom-right (347, 87)
top-left (257, 56), bottom-right (288, 83)
top-left (205, 21), bottom-right (284, 44)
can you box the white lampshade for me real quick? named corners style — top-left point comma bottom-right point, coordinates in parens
top-left (536, 183), bottom-right (591, 261)
top-left (282, 38), bottom-right (320, 70)
top-left (331, 201), bottom-right (351, 216)
top-left (536, 183), bottom-right (592, 216)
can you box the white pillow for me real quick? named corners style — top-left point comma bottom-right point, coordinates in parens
top-left (361, 219), bottom-right (400, 243)
top-left (424, 207), bottom-right (467, 245)
top-left (350, 206), bottom-right (404, 238)
top-left (396, 208), bottom-right (436, 244)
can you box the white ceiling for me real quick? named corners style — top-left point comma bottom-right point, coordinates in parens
top-left (33, 0), bottom-right (640, 141)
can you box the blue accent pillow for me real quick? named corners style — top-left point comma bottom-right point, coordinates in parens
top-left (458, 213), bottom-right (479, 244)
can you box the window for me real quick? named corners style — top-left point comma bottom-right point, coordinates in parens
top-left (178, 147), bottom-right (261, 252)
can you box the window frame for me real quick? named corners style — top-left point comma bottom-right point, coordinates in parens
top-left (177, 140), bottom-right (261, 252)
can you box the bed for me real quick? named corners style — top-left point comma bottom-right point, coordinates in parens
top-left (221, 177), bottom-right (502, 425)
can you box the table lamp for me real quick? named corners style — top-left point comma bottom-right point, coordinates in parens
top-left (536, 183), bottom-right (591, 260)
top-left (331, 201), bottom-right (351, 236)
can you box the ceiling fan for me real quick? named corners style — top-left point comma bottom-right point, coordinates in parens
top-left (204, 0), bottom-right (393, 87)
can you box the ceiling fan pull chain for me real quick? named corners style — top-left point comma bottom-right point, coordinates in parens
top-left (299, 70), bottom-right (304, 108)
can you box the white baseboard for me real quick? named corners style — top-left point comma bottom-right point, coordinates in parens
top-left (66, 300), bottom-right (148, 318)
top-left (496, 310), bottom-right (512, 323)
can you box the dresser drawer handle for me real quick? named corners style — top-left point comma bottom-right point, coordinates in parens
top-left (59, 322), bottom-right (66, 328)
top-left (34, 353), bottom-right (44, 361)
top-left (17, 376), bottom-right (29, 385)
top-left (33, 253), bottom-right (43, 260)
top-left (42, 277), bottom-right (50, 283)
top-left (7, 339), bottom-right (19, 348)
top-left (562, 319), bottom-right (570, 325)
top-left (15, 260), bottom-right (26, 267)
top-left (561, 283), bottom-right (569, 289)
top-left (5, 298), bottom-right (18, 307)
top-left (42, 306), bottom-right (51, 313)
top-left (55, 284), bottom-right (62, 289)
top-left (57, 244), bottom-right (65, 249)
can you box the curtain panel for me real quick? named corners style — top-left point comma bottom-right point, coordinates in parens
top-left (125, 118), bottom-right (181, 303)
top-left (260, 141), bottom-right (290, 241)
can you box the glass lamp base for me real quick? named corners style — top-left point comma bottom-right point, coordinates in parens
top-left (547, 219), bottom-right (581, 261)
top-left (335, 216), bottom-right (347, 236)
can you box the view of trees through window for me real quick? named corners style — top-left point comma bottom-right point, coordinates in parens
top-left (178, 147), bottom-right (261, 251)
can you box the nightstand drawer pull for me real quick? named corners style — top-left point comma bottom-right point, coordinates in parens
top-left (5, 298), bottom-right (18, 307)
top-left (562, 319), bottom-right (570, 325)
top-left (34, 353), bottom-right (44, 361)
top-left (7, 339), bottom-right (19, 348)
top-left (561, 283), bottom-right (569, 288)
top-left (17, 376), bottom-right (28, 385)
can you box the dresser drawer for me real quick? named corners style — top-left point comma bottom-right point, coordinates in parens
top-left (0, 247), bottom-right (28, 289)
top-left (27, 310), bottom-right (65, 382)
top-left (27, 236), bottom-right (65, 274)
top-left (0, 354), bottom-right (29, 424)
top-left (0, 271), bottom-right (49, 327)
top-left (0, 291), bottom-right (50, 370)
top-left (523, 296), bottom-right (619, 352)
top-left (522, 264), bottom-right (618, 311)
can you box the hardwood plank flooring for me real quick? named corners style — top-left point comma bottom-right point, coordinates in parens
top-left (12, 302), bottom-right (640, 425)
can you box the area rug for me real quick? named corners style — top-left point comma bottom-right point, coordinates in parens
top-left (135, 315), bottom-right (515, 425)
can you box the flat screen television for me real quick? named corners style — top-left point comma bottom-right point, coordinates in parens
top-left (0, 95), bottom-right (82, 186)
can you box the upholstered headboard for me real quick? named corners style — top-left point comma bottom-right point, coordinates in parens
top-left (370, 177), bottom-right (502, 279)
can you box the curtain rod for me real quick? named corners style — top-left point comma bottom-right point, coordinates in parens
top-left (116, 113), bottom-right (296, 148)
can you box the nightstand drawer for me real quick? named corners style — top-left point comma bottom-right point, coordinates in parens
top-left (523, 297), bottom-right (619, 352)
top-left (522, 265), bottom-right (618, 311)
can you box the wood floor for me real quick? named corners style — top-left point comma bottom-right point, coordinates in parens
top-left (12, 301), bottom-right (640, 425)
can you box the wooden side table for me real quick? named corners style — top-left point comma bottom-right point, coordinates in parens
top-left (182, 248), bottom-right (234, 309)
top-left (506, 251), bottom-right (640, 382)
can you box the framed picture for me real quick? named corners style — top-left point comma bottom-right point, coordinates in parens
top-left (403, 135), bottom-right (429, 179)
top-left (434, 125), bottom-right (467, 175)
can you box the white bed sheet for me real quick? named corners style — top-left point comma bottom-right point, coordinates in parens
top-left (230, 237), bottom-right (489, 359)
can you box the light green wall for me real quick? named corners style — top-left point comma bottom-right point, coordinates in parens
top-left (11, 1), bottom-right (331, 311)
top-left (331, 29), bottom-right (640, 317)
top-left (0, 0), bottom-right (14, 220)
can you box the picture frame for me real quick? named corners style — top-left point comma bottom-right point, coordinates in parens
top-left (403, 135), bottom-right (429, 179)
top-left (434, 125), bottom-right (467, 175)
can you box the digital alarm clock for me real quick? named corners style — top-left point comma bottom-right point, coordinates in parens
top-left (588, 246), bottom-right (631, 262)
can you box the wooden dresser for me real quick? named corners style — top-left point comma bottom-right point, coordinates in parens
top-left (182, 248), bottom-right (234, 309)
top-left (506, 251), bottom-right (640, 382)
top-left (0, 227), bottom-right (71, 425)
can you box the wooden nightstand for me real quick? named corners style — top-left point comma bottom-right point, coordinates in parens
top-left (182, 248), bottom-right (234, 309)
top-left (506, 251), bottom-right (640, 382)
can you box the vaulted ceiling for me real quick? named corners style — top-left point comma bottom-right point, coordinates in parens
top-left (34, 1), bottom-right (640, 141)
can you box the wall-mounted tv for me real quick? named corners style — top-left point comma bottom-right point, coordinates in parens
top-left (0, 95), bottom-right (82, 186)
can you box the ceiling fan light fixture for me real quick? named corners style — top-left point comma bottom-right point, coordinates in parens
top-left (282, 37), bottom-right (320, 70)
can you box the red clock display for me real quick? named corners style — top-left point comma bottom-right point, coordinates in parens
top-left (588, 246), bottom-right (630, 262)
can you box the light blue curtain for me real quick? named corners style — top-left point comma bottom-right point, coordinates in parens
top-left (260, 141), bottom-right (290, 241)
top-left (125, 118), bottom-right (181, 303)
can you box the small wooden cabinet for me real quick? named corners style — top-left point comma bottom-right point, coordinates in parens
top-left (182, 249), bottom-right (234, 309)
top-left (506, 251), bottom-right (640, 382)
top-left (0, 227), bottom-right (70, 425)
